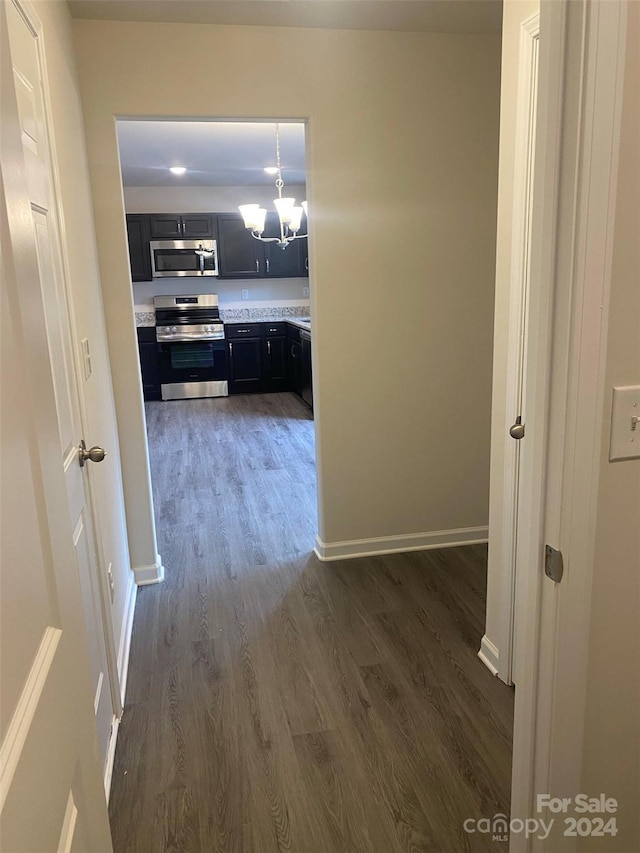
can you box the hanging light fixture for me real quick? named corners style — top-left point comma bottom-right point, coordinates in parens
top-left (239, 123), bottom-right (307, 250)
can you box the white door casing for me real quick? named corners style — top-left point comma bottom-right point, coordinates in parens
top-left (0, 0), bottom-right (115, 847)
top-left (509, 1), bottom-right (628, 850)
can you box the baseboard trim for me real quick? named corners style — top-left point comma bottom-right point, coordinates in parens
top-left (478, 634), bottom-right (500, 676)
top-left (117, 574), bottom-right (137, 705)
top-left (314, 526), bottom-right (489, 562)
top-left (133, 552), bottom-right (164, 586)
top-left (104, 713), bottom-right (120, 801)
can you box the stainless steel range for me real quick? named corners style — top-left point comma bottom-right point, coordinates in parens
top-left (154, 294), bottom-right (228, 401)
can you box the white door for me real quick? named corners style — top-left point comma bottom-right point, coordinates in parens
top-left (5, 0), bottom-right (117, 773)
top-left (491, 12), bottom-right (540, 687)
top-left (0, 1), bottom-right (114, 848)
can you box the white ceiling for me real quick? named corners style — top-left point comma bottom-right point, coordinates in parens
top-left (116, 120), bottom-right (306, 187)
top-left (69, 1), bottom-right (503, 35)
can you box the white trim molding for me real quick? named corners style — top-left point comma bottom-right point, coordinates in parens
top-left (478, 634), bottom-right (500, 677)
top-left (116, 573), bottom-right (137, 704)
top-left (314, 526), bottom-right (488, 562)
top-left (103, 714), bottom-right (120, 801)
top-left (132, 552), bottom-right (164, 585)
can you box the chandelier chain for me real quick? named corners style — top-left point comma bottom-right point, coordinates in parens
top-left (275, 123), bottom-right (283, 199)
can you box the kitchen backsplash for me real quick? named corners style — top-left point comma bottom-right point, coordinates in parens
top-left (135, 305), bottom-right (310, 327)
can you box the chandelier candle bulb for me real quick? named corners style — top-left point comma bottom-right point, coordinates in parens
top-left (288, 206), bottom-right (303, 232)
top-left (273, 197), bottom-right (296, 223)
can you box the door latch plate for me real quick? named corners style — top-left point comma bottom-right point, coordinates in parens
top-left (545, 544), bottom-right (564, 583)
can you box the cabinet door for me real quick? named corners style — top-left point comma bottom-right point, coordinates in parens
top-left (126, 214), bottom-right (152, 282)
top-left (149, 214), bottom-right (183, 239)
top-left (300, 332), bottom-right (313, 409)
top-left (138, 341), bottom-right (161, 400)
top-left (217, 214), bottom-right (264, 278)
top-left (263, 336), bottom-right (288, 389)
top-left (288, 339), bottom-right (303, 397)
top-left (264, 213), bottom-right (304, 278)
top-left (181, 214), bottom-right (214, 238)
top-left (228, 337), bottom-right (263, 393)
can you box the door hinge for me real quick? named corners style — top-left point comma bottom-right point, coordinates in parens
top-left (545, 544), bottom-right (564, 583)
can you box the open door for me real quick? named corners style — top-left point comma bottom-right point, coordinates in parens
top-left (0, 2), bottom-right (113, 848)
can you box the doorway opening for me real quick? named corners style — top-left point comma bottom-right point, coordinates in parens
top-left (114, 118), bottom-right (318, 579)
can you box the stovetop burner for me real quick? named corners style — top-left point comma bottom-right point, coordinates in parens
top-left (154, 294), bottom-right (224, 341)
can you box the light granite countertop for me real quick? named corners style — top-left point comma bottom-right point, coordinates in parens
top-left (135, 306), bottom-right (311, 329)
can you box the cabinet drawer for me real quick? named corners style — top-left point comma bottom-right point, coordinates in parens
top-left (137, 326), bottom-right (157, 343)
top-left (226, 324), bottom-right (263, 339)
top-left (264, 322), bottom-right (286, 337)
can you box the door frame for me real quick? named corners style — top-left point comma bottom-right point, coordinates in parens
top-left (509, 1), bottom-right (627, 848)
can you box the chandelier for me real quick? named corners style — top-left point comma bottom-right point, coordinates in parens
top-left (239, 123), bottom-right (307, 250)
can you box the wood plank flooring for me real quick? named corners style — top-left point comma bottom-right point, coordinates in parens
top-left (109, 392), bottom-right (514, 852)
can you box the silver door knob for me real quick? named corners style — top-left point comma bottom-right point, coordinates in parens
top-left (79, 439), bottom-right (106, 467)
top-left (509, 416), bottom-right (525, 440)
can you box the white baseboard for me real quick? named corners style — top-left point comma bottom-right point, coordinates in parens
top-left (116, 574), bottom-right (137, 706)
top-left (104, 713), bottom-right (120, 801)
top-left (478, 634), bottom-right (500, 676)
top-left (314, 526), bottom-right (489, 562)
top-left (132, 552), bottom-right (164, 586)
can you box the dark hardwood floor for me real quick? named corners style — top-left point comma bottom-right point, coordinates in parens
top-left (109, 392), bottom-right (514, 852)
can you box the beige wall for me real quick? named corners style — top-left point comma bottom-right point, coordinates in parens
top-left (579, 3), bottom-right (640, 848)
top-left (484, 0), bottom-right (539, 675)
top-left (73, 19), bottom-right (501, 553)
top-left (34, 1), bottom-right (134, 668)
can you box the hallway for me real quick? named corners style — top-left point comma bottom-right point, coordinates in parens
top-left (109, 393), bottom-right (513, 852)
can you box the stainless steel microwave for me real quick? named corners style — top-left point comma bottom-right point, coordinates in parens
top-left (150, 239), bottom-right (219, 278)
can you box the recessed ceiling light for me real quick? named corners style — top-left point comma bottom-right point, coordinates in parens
top-left (264, 166), bottom-right (279, 175)
top-left (170, 166), bottom-right (186, 176)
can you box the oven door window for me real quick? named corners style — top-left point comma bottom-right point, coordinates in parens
top-left (159, 340), bottom-right (228, 383)
top-left (169, 342), bottom-right (215, 370)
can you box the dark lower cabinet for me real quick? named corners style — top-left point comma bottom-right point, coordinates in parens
top-left (263, 335), bottom-right (288, 391)
top-left (137, 327), bottom-right (160, 400)
top-left (228, 336), bottom-right (263, 394)
top-left (227, 321), bottom-right (301, 395)
top-left (300, 329), bottom-right (313, 409)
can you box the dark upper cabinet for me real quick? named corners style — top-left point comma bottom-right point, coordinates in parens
top-left (126, 215), bottom-right (152, 282)
top-left (263, 213), bottom-right (305, 278)
top-left (181, 215), bottom-right (215, 238)
top-left (149, 214), bottom-right (214, 240)
top-left (217, 214), bottom-right (264, 278)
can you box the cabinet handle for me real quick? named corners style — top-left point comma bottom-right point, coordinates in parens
top-left (290, 345), bottom-right (297, 358)
top-left (255, 259), bottom-right (259, 273)
top-left (305, 257), bottom-right (309, 271)
top-left (236, 328), bottom-right (250, 333)
top-left (229, 341), bottom-right (233, 358)
top-left (266, 258), bottom-right (270, 274)
top-left (267, 340), bottom-right (271, 355)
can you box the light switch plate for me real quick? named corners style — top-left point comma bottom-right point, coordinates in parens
top-left (241, 289), bottom-right (249, 300)
top-left (609, 385), bottom-right (640, 461)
